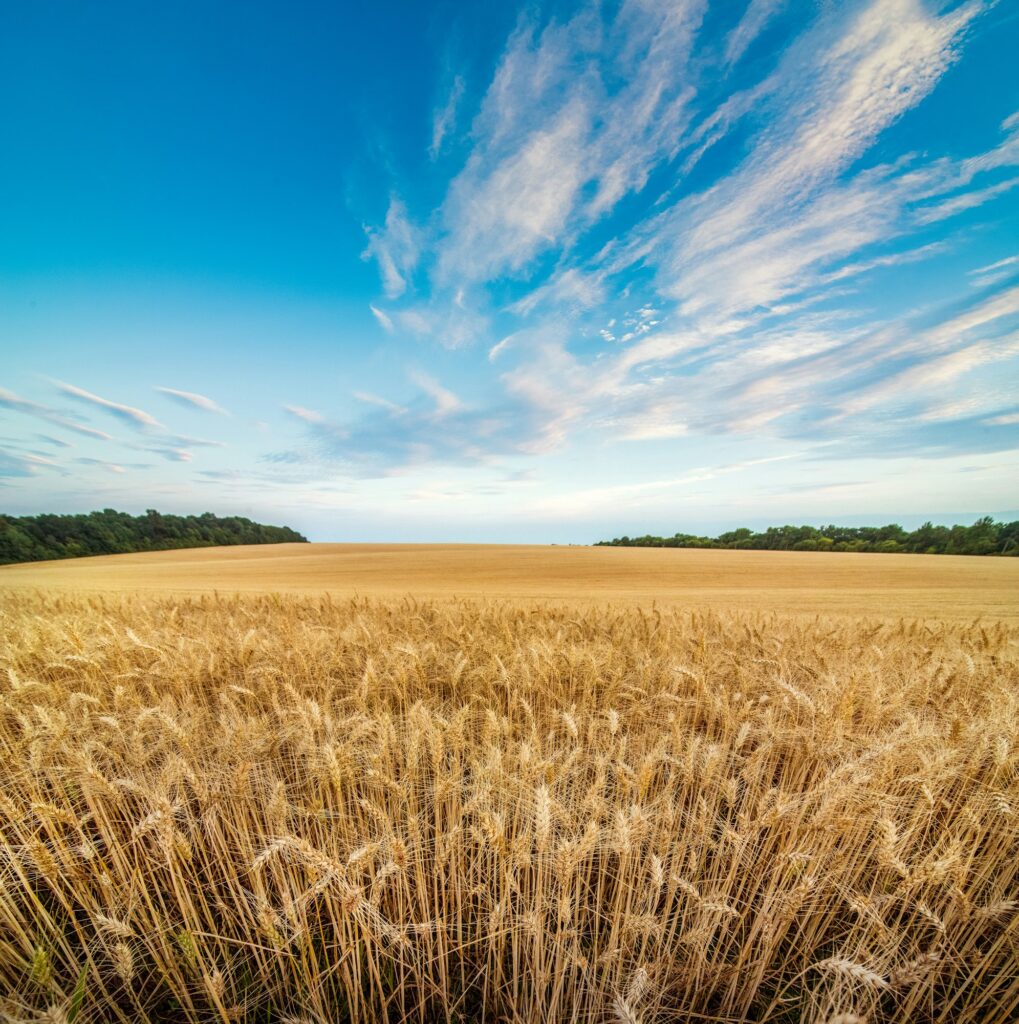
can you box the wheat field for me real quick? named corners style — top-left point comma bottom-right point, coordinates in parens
top-left (2, 543), bottom-right (1017, 621)
top-left (1, 573), bottom-right (1017, 1022)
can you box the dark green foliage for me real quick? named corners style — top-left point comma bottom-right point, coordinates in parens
top-left (0, 508), bottom-right (308, 565)
top-left (596, 516), bottom-right (1019, 556)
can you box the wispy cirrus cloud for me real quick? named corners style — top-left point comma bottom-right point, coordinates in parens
top-left (369, 304), bottom-right (395, 333)
top-left (155, 386), bottom-right (230, 415)
top-left (484, 2), bottom-right (1016, 464)
top-left (73, 457), bottom-right (132, 474)
top-left (338, 0), bottom-right (1017, 492)
top-left (434, 2), bottom-right (703, 285)
top-left (36, 434), bottom-right (74, 449)
top-left (409, 371), bottom-right (463, 419)
top-left (0, 449), bottom-right (59, 478)
top-left (162, 432), bottom-right (227, 449)
top-left (639, 0), bottom-right (988, 321)
top-left (0, 386), bottom-right (114, 441)
top-left (2, 380), bottom-right (230, 477)
top-left (54, 380), bottom-right (163, 430)
top-left (725, 0), bottom-right (787, 67)
top-left (354, 391), bottom-right (405, 414)
top-left (279, 368), bottom-right (551, 474)
top-left (835, 336), bottom-right (1019, 419)
top-left (394, 296), bottom-right (490, 350)
top-left (488, 275), bottom-right (1019, 471)
top-left (396, 0), bottom-right (995, 336)
top-left (969, 255), bottom-right (1018, 289)
top-left (361, 196), bottom-right (422, 299)
top-left (914, 175), bottom-right (1019, 226)
top-left (359, 0), bottom-right (709, 350)
top-left (430, 74), bottom-right (465, 159)
top-left (284, 405), bottom-right (327, 425)
top-left (146, 447), bottom-right (192, 463)
top-left (282, 402), bottom-right (533, 474)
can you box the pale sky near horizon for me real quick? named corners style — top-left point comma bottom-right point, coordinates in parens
top-left (2, 0), bottom-right (1018, 542)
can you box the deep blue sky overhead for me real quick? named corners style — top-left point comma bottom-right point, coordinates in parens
top-left (2, 0), bottom-right (1018, 541)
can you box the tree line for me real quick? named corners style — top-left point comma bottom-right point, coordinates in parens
top-left (0, 508), bottom-right (308, 565)
top-left (596, 517), bottom-right (1019, 555)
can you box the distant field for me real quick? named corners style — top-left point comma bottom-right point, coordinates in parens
top-left (1, 541), bottom-right (1017, 620)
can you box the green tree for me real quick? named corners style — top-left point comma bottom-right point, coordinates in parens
top-left (0, 510), bottom-right (308, 565)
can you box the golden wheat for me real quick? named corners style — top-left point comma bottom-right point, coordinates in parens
top-left (0, 591), bottom-right (1017, 1022)
top-left (2, 542), bottom-right (1018, 622)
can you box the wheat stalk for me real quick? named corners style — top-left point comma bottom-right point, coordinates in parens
top-left (0, 592), bottom-right (1015, 1023)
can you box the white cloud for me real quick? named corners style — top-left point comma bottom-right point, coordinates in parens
top-left (155, 386), bottom-right (230, 415)
top-left (969, 255), bottom-right (1018, 290)
top-left (617, 409), bottom-right (688, 441)
top-left (725, 0), bottom-right (786, 67)
top-left (971, 255), bottom-right (1019, 277)
top-left (54, 380), bottom-right (163, 430)
top-left (146, 447), bottom-right (194, 463)
top-left (410, 371), bottom-right (462, 419)
top-left (651, 0), bottom-right (984, 318)
top-left (492, 268), bottom-right (1019, 467)
top-left (0, 451), bottom-right (37, 479)
top-left (22, 452), bottom-right (59, 467)
top-left (721, 286), bottom-right (1019, 430)
top-left (439, 99), bottom-right (592, 281)
top-left (0, 386), bottom-right (115, 441)
top-left (430, 75), bottom-right (465, 158)
top-left (36, 434), bottom-right (73, 449)
top-left (917, 391), bottom-right (1015, 423)
top-left (394, 299), bottom-right (488, 349)
top-left (50, 418), bottom-right (112, 442)
top-left (284, 405), bottom-right (327, 424)
top-left (836, 336), bottom-right (1019, 418)
top-left (914, 175), bottom-right (1019, 225)
top-left (820, 241), bottom-right (947, 284)
top-left (678, 75), bottom-right (779, 178)
top-left (362, 196), bottom-right (421, 299)
top-left (507, 267), bottom-right (607, 318)
top-left (0, 387), bottom-right (44, 416)
top-left (353, 391), bottom-right (404, 414)
top-left (435, 2), bottom-right (705, 284)
top-left (369, 304), bottom-right (395, 333)
top-left (163, 432), bottom-right (227, 449)
top-left (921, 285), bottom-right (1019, 352)
top-left (488, 335), bottom-right (514, 362)
top-left (74, 457), bottom-right (129, 474)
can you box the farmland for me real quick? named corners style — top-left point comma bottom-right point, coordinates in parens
top-left (1, 547), bottom-right (1017, 1021)
top-left (1, 542), bottom-right (1017, 621)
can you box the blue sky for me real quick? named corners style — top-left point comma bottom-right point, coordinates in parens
top-left (1, 0), bottom-right (1018, 542)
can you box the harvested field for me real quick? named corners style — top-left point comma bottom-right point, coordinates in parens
top-left (1, 543), bottom-right (1017, 621)
top-left (1, 589), bottom-right (1017, 1022)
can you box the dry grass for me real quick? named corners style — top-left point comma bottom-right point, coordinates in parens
top-left (1, 591), bottom-right (1017, 1023)
top-left (2, 543), bottom-right (1018, 621)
